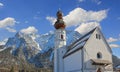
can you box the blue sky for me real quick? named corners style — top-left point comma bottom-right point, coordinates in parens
top-left (0, 0), bottom-right (120, 57)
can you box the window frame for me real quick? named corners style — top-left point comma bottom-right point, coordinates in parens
top-left (96, 34), bottom-right (101, 39)
top-left (61, 34), bottom-right (64, 39)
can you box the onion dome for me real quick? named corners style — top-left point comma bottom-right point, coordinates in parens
top-left (54, 10), bottom-right (66, 29)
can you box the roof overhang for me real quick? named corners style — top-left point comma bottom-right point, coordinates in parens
top-left (91, 59), bottom-right (112, 66)
top-left (63, 46), bottom-right (83, 58)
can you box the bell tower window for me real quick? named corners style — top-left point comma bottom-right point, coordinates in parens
top-left (61, 34), bottom-right (63, 39)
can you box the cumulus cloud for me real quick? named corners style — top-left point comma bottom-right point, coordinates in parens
top-left (0, 17), bottom-right (17, 33)
top-left (46, 16), bottom-right (56, 25)
top-left (110, 44), bottom-right (120, 48)
top-left (107, 37), bottom-right (118, 43)
top-left (46, 7), bottom-right (107, 35)
top-left (46, 7), bottom-right (107, 27)
top-left (64, 8), bottom-right (107, 26)
top-left (75, 22), bottom-right (100, 34)
top-left (20, 26), bottom-right (38, 34)
top-left (0, 17), bottom-right (16, 28)
top-left (0, 2), bottom-right (4, 7)
top-left (6, 27), bottom-right (16, 33)
top-left (107, 35), bottom-right (120, 48)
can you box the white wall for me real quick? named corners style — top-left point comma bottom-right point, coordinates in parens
top-left (54, 29), bottom-right (66, 72)
top-left (83, 28), bottom-right (113, 71)
top-left (54, 29), bottom-right (66, 49)
top-left (64, 50), bottom-right (82, 72)
top-left (57, 47), bottom-right (66, 72)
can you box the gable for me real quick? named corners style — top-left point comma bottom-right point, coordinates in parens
top-left (63, 27), bottom-right (112, 59)
top-left (63, 27), bottom-right (96, 58)
top-left (84, 27), bottom-right (112, 60)
top-left (88, 28), bottom-right (112, 53)
top-left (62, 27), bottom-right (113, 71)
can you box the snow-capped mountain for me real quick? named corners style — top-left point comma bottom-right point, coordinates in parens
top-left (0, 38), bottom-right (8, 46)
top-left (0, 30), bottom-right (81, 69)
top-left (36, 30), bottom-right (81, 53)
top-left (4, 32), bottom-right (41, 59)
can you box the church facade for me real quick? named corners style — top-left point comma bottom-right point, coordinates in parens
top-left (54, 10), bottom-right (113, 72)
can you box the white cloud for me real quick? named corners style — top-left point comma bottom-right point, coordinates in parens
top-left (75, 22), bottom-right (100, 34)
top-left (107, 35), bottom-right (120, 48)
top-left (0, 17), bottom-right (17, 33)
top-left (6, 27), bottom-right (16, 33)
top-left (64, 8), bottom-right (107, 26)
top-left (110, 44), bottom-right (120, 48)
top-left (0, 3), bottom-right (4, 7)
top-left (107, 37), bottom-right (118, 43)
top-left (20, 26), bottom-right (38, 34)
top-left (0, 17), bottom-right (16, 28)
top-left (46, 16), bottom-right (56, 25)
top-left (46, 7), bottom-right (107, 27)
top-left (47, 7), bottom-right (107, 35)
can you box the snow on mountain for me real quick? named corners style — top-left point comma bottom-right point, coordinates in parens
top-left (0, 30), bottom-right (81, 68)
top-left (35, 30), bottom-right (81, 53)
top-left (4, 32), bottom-right (41, 60)
top-left (32, 30), bottom-right (81, 66)
top-left (3, 30), bottom-right (81, 54)
top-left (0, 38), bottom-right (8, 45)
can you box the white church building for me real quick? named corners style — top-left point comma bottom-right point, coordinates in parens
top-left (53, 10), bottom-right (113, 72)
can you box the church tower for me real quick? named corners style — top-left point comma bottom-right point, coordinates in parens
top-left (54, 10), bottom-right (66, 72)
top-left (54, 10), bottom-right (66, 48)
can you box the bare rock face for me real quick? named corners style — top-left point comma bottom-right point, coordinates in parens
top-left (0, 30), bottom-right (81, 71)
top-left (0, 30), bottom-right (119, 71)
top-left (0, 47), bottom-right (36, 71)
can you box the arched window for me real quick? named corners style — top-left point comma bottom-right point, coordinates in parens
top-left (97, 52), bottom-right (102, 59)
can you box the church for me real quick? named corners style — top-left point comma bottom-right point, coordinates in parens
top-left (53, 10), bottom-right (113, 72)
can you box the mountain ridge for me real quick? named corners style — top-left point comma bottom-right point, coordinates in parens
top-left (0, 30), bottom-right (81, 70)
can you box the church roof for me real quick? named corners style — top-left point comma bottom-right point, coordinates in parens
top-left (63, 27), bottom-right (97, 58)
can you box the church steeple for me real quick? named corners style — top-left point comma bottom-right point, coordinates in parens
top-left (54, 10), bottom-right (66, 72)
top-left (54, 10), bottom-right (66, 48)
top-left (54, 10), bottom-right (66, 29)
